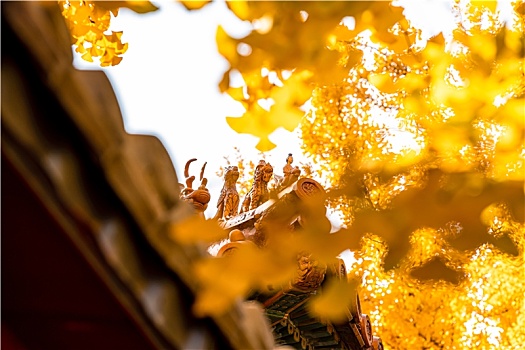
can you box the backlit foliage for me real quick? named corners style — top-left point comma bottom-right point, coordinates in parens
top-left (59, 1), bottom-right (157, 66)
top-left (204, 1), bottom-right (525, 349)
top-left (219, 2), bottom-right (405, 151)
top-left (63, 1), bottom-right (524, 349)
top-left (297, 1), bottom-right (525, 349)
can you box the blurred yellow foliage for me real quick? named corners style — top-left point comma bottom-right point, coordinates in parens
top-left (178, 0), bottom-right (211, 11)
top-left (298, 1), bottom-right (524, 349)
top-left (218, 1), bottom-right (403, 151)
top-left (191, 242), bottom-right (298, 317)
top-left (308, 278), bottom-right (357, 324)
top-left (61, 1), bottom-right (524, 348)
top-left (170, 215), bottom-right (228, 244)
top-left (202, 2), bottom-right (524, 346)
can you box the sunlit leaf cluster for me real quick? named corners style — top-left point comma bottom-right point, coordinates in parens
top-left (350, 216), bottom-right (524, 349)
top-left (59, 1), bottom-right (157, 66)
top-left (218, 2), bottom-right (407, 151)
top-left (299, 1), bottom-right (525, 349)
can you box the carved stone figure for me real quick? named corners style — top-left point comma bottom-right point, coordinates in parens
top-left (214, 165), bottom-right (240, 220)
top-left (179, 158), bottom-right (210, 217)
top-left (279, 153), bottom-right (301, 189)
top-left (283, 153), bottom-right (294, 178)
top-left (240, 160), bottom-right (273, 213)
top-left (291, 253), bottom-right (326, 292)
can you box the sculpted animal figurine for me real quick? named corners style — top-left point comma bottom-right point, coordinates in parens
top-left (214, 165), bottom-right (240, 220)
top-left (240, 160), bottom-right (273, 213)
top-left (179, 158), bottom-right (210, 217)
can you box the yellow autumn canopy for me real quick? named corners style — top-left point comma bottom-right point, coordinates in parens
top-left (60, 1), bottom-right (525, 349)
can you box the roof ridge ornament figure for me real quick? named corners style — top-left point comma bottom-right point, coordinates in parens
top-left (214, 165), bottom-right (240, 221)
top-left (279, 153), bottom-right (301, 190)
top-left (240, 160), bottom-right (273, 213)
top-left (179, 158), bottom-right (210, 217)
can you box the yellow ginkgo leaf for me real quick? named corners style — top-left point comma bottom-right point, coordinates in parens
top-left (395, 71), bottom-right (428, 93)
top-left (225, 0), bottom-right (250, 21)
top-left (110, 55), bottom-right (123, 66)
top-left (178, 0), bottom-right (211, 11)
top-left (193, 288), bottom-right (236, 317)
top-left (216, 25), bottom-right (238, 67)
top-left (255, 137), bottom-right (277, 152)
top-left (368, 72), bottom-right (397, 94)
top-left (75, 42), bottom-right (87, 54)
top-left (299, 230), bottom-right (352, 265)
top-left (89, 42), bottom-right (105, 57)
top-left (225, 86), bottom-right (245, 102)
top-left (81, 51), bottom-right (94, 62)
top-left (191, 241), bottom-right (298, 316)
top-left (170, 215), bottom-right (228, 244)
top-left (226, 103), bottom-right (267, 136)
top-left (98, 1), bottom-right (158, 14)
top-left (308, 278), bottom-right (357, 323)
